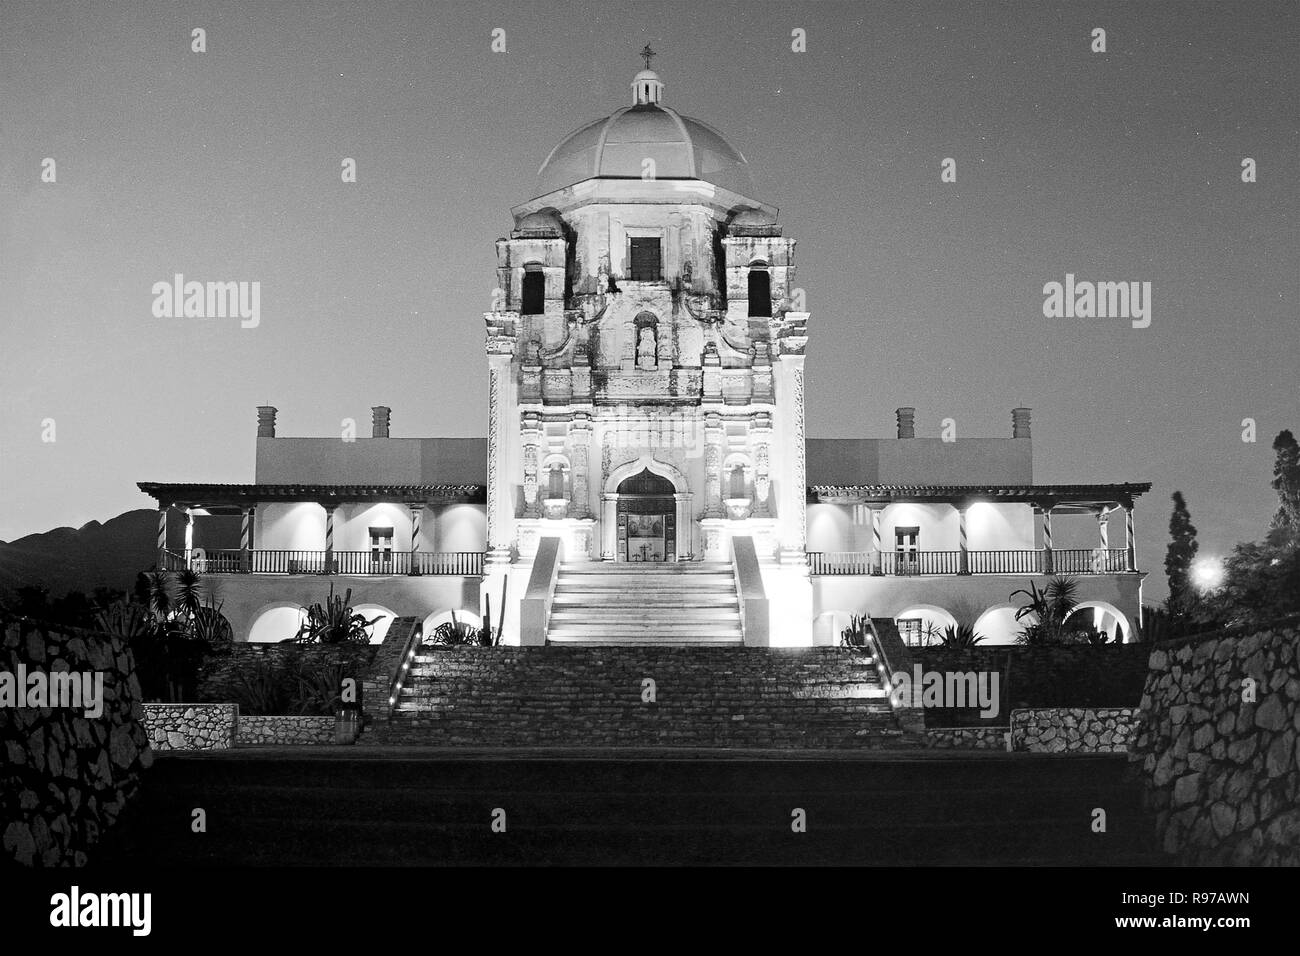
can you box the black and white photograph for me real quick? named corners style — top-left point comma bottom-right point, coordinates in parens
top-left (0, 0), bottom-right (1295, 940)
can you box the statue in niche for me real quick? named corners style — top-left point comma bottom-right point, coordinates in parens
top-left (637, 326), bottom-right (658, 369)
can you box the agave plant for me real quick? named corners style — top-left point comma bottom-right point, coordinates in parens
top-left (187, 598), bottom-right (233, 643)
top-left (431, 610), bottom-right (482, 646)
top-left (937, 622), bottom-right (986, 647)
top-left (294, 585), bottom-right (380, 645)
top-left (93, 599), bottom-right (154, 641)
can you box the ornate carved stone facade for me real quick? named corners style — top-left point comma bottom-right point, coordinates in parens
top-left (483, 65), bottom-right (809, 564)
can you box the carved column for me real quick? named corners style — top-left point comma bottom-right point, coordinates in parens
top-left (570, 413), bottom-right (592, 518)
top-left (485, 355), bottom-right (513, 558)
top-left (600, 429), bottom-right (616, 559)
top-left (704, 413), bottom-right (724, 518)
top-left (521, 412), bottom-right (542, 519)
top-left (751, 411), bottom-right (772, 517)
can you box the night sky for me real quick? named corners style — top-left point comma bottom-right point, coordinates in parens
top-left (1, 1), bottom-right (1296, 601)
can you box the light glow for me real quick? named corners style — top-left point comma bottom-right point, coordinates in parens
top-left (1191, 556), bottom-right (1225, 592)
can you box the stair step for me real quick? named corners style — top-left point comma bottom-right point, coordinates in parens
top-left (550, 609), bottom-right (740, 620)
top-left (552, 595), bottom-right (740, 607)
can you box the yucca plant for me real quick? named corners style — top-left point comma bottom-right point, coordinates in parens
top-left (1012, 576), bottom-right (1087, 645)
top-left (143, 570), bottom-right (174, 622)
top-left (294, 585), bottom-right (379, 645)
top-left (174, 568), bottom-right (203, 621)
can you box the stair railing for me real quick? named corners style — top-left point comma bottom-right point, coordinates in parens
top-left (862, 619), bottom-right (924, 737)
top-left (385, 617), bottom-right (425, 717)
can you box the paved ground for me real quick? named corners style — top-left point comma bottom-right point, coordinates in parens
top-left (94, 746), bottom-right (1168, 866)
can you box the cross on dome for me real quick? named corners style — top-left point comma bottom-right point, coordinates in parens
top-left (631, 45), bottom-right (665, 105)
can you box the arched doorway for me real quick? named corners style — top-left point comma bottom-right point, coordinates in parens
top-left (616, 467), bottom-right (675, 562)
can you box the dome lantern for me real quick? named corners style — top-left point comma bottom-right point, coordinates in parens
top-left (632, 46), bottom-right (663, 105)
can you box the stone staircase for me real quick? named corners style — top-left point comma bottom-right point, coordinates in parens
top-left (546, 562), bottom-right (743, 646)
top-left (367, 646), bottom-right (912, 749)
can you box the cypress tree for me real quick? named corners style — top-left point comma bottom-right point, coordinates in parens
top-left (1165, 491), bottom-right (1198, 611)
top-left (1269, 429), bottom-right (1300, 537)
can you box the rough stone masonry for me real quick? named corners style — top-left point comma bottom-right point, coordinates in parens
top-left (1129, 620), bottom-right (1300, 865)
top-left (1, 616), bottom-right (152, 866)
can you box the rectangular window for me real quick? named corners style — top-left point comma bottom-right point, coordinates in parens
top-left (369, 527), bottom-right (394, 567)
top-left (897, 618), bottom-right (924, 647)
top-left (628, 237), bottom-right (662, 281)
top-left (521, 268), bottom-right (545, 315)
top-left (894, 527), bottom-right (919, 554)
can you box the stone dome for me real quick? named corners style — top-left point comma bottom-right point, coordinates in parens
top-left (534, 70), bottom-right (755, 199)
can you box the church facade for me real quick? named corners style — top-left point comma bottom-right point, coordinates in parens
top-left (139, 63), bottom-right (1149, 648)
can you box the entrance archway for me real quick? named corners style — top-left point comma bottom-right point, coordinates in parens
top-left (616, 468), bottom-right (675, 562)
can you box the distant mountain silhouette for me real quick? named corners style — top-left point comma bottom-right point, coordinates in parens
top-left (0, 509), bottom-right (239, 598)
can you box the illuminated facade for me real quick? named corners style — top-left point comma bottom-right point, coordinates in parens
top-left (139, 65), bottom-right (1149, 648)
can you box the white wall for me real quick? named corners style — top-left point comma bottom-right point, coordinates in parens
top-left (254, 502), bottom-right (485, 553)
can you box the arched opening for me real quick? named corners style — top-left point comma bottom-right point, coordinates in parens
top-left (894, 605), bottom-right (958, 647)
top-left (247, 603), bottom-right (308, 644)
top-left (728, 464), bottom-right (746, 499)
top-left (352, 604), bottom-right (397, 645)
top-left (421, 609), bottom-right (484, 645)
top-left (616, 467), bottom-right (676, 562)
top-left (1065, 601), bottom-right (1132, 644)
top-left (521, 263), bottom-right (545, 315)
top-left (547, 464), bottom-right (565, 500)
top-left (813, 610), bottom-right (856, 647)
top-left (747, 266), bottom-right (771, 317)
top-left (973, 603), bottom-right (1022, 645)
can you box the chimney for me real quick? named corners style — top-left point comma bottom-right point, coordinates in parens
top-left (256, 405), bottom-right (277, 438)
top-left (896, 407), bottom-right (916, 439)
top-left (1012, 407), bottom-right (1032, 439)
top-left (372, 405), bottom-right (391, 438)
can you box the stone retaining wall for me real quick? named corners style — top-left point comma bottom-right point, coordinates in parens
top-left (238, 715), bottom-right (338, 745)
top-left (143, 703), bottom-right (235, 751)
top-left (925, 726), bottom-right (1008, 749)
top-left (1129, 620), bottom-right (1300, 865)
top-left (197, 641), bottom-right (378, 708)
top-left (918, 644), bottom-right (1149, 726)
top-left (2, 616), bottom-right (152, 866)
top-left (1013, 707), bottom-right (1136, 753)
top-left (141, 704), bottom-right (351, 746)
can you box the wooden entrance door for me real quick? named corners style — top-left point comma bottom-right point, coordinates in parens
top-left (616, 468), bottom-right (676, 562)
